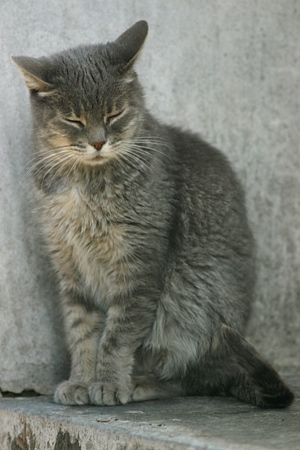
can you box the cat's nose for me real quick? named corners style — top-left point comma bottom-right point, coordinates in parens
top-left (90, 141), bottom-right (106, 151)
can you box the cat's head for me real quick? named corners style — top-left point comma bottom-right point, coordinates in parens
top-left (12, 20), bottom-right (149, 169)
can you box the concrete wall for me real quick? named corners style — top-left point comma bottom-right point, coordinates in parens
top-left (1, 0), bottom-right (299, 394)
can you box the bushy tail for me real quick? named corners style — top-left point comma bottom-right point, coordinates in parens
top-left (183, 325), bottom-right (294, 408)
top-left (222, 325), bottom-right (294, 408)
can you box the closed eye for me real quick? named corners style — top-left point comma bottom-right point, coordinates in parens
top-left (106, 110), bottom-right (125, 125)
top-left (63, 118), bottom-right (85, 128)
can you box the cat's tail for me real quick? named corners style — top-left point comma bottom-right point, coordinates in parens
top-left (183, 325), bottom-right (294, 408)
top-left (221, 325), bottom-right (294, 408)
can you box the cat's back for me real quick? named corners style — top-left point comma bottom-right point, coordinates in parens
top-left (167, 125), bottom-right (242, 198)
top-left (159, 124), bottom-right (255, 327)
top-left (164, 124), bottom-right (252, 238)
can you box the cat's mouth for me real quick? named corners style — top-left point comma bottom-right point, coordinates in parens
top-left (82, 142), bottom-right (114, 165)
top-left (78, 142), bottom-right (120, 165)
top-left (84, 152), bottom-right (110, 165)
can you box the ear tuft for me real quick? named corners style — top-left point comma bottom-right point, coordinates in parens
top-left (111, 20), bottom-right (149, 72)
top-left (11, 55), bottom-right (52, 93)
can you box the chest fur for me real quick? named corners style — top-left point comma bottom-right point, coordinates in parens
top-left (38, 186), bottom-right (131, 299)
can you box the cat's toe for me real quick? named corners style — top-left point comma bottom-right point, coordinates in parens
top-left (54, 380), bottom-right (90, 405)
top-left (89, 382), bottom-right (104, 405)
top-left (89, 382), bottom-right (131, 405)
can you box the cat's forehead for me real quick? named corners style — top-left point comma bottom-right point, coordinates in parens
top-left (53, 46), bottom-right (112, 88)
top-left (51, 45), bottom-right (126, 111)
top-left (57, 45), bottom-right (109, 74)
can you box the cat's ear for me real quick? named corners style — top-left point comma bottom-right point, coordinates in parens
top-left (111, 20), bottom-right (149, 72)
top-left (11, 56), bottom-right (53, 94)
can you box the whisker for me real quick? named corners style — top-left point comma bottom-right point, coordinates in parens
top-left (123, 147), bottom-right (152, 165)
top-left (124, 144), bottom-right (174, 165)
top-left (115, 153), bottom-right (131, 172)
top-left (23, 145), bottom-right (84, 181)
top-left (48, 155), bottom-right (78, 190)
top-left (23, 135), bottom-right (173, 182)
top-left (131, 136), bottom-right (173, 150)
top-left (25, 150), bottom-right (69, 168)
top-left (67, 156), bottom-right (81, 178)
top-left (120, 137), bottom-right (174, 164)
top-left (22, 152), bottom-right (70, 182)
top-left (119, 147), bottom-right (151, 172)
top-left (28, 145), bottom-right (85, 160)
top-left (30, 157), bottom-right (63, 183)
top-left (42, 154), bottom-right (73, 184)
top-left (118, 151), bottom-right (146, 172)
top-left (22, 154), bottom-right (60, 182)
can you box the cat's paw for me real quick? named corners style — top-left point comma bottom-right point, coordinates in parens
top-left (88, 381), bottom-right (132, 406)
top-left (54, 380), bottom-right (90, 405)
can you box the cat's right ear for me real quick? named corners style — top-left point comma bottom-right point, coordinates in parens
top-left (11, 56), bottom-right (53, 94)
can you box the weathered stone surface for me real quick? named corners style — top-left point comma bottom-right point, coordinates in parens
top-left (0, 0), bottom-right (299, 394)
top-left (0, 376), bottom-right (299, 450)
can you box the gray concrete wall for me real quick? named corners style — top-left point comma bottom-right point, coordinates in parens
top-left (1, 0), bottom-right (299, 394)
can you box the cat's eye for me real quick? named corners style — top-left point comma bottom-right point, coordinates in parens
top-left (106, 110), bottom-right (125, 124)
top-left (63, 117), bottom-right (85, 128)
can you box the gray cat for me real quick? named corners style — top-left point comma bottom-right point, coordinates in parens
top-left (13, 20), bottom-right (294, 408)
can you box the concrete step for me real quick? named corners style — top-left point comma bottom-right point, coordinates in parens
top-left (0, 375), bottom-right (299, 450)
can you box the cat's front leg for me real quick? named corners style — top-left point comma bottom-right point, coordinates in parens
top-left (54, 288), bottom-right (105, 405)
top-left (89, 302), bottom-right (154, 406)
top-left (89, 353), bottom-right (134, 406)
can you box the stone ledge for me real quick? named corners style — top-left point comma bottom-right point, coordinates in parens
top-left (0, 376), bottom-right (299, 450)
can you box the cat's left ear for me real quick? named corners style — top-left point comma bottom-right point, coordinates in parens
top-left (110, 20), bottom-right (149, 73)
top-left (11, 56), bottom-right (53, 94)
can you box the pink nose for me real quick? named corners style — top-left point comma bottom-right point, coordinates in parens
top-left (90, 141), bottom-right (105, 151)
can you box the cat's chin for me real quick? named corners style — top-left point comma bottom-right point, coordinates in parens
top-left (83, 154), bottom-right (110, 166)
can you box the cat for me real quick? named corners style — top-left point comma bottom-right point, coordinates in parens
top-left (13, 20), bottom-right (294, 408)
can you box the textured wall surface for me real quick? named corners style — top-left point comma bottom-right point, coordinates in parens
top-left (0, 0), bottom-right (299, 394)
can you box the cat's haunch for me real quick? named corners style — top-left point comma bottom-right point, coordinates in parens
top-left (13, 20), bottom-right (294, 408)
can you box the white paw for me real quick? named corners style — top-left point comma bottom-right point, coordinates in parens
top-left (88, 381), bottom-right (131, 406)
top-left (54, 380), bottom-right (90, 405)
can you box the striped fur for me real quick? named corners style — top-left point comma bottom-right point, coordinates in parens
top-left (14, 21), bottom-right (294, 408)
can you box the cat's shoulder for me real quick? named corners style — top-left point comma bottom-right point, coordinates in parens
top-left (164, 124), bottom-right (238, 184)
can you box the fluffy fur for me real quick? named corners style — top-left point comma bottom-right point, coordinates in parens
top-left (13, 20), bottom-right (294, 408)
